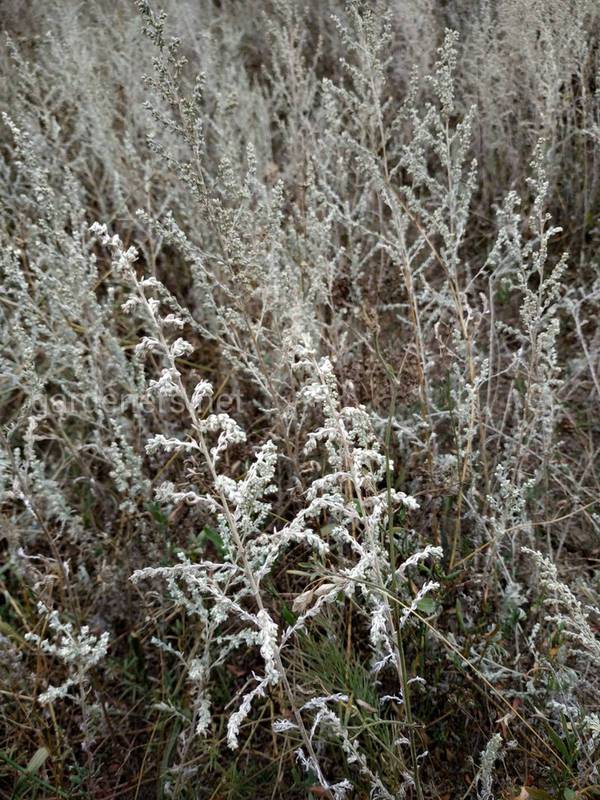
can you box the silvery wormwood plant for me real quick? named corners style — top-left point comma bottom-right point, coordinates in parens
top-left (0, 112), bottom-right (152, 557)
top-left (89, 223), bottom-right (443, 798)
top-left (25, 602), bottom-right (110, 707)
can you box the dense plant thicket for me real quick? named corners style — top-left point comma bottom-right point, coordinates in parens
top-left (1, 1), bottom-right (599, 797)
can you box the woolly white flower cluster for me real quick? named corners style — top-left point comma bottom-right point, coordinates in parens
top-left (525, 548), bottom-right (600, 665)
top-left (286, 353), bottom-right (441, 676)
top-left (122, 311), bottom-right (440, 793)
top-left (25, 603), bottom-right (110, 705)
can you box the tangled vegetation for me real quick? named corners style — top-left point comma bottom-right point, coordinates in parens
top-left (1, 1), bottom-right (599, 797)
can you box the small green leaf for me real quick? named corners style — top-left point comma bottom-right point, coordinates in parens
top-left (146, 501), bottom-right (168, 527)
top-left (525, 788), bottom-right (556, 800)
top-left (200, 526), bottom-right (226, 557)
top-left (416, 596), bottom-right (437, 615)
top-left (281, 603), bottom-right (297, 626)
top-left (455, 598), bottom-right (467, 632)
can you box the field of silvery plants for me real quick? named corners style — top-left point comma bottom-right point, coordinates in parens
top-left (1, 1), bottom-right (599, 797)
